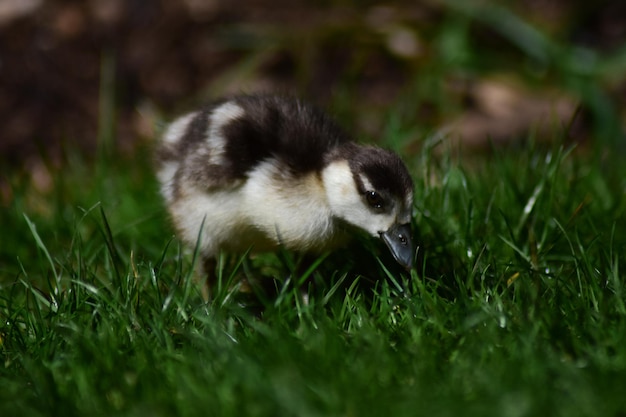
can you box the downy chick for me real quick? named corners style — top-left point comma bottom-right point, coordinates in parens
top-left (156, 94), bottom-right (414, 294)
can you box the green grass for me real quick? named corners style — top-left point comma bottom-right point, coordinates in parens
top-left (2, 136), bottom-right (626, 416)
top-left (2, 3), bottom-right (626, 416)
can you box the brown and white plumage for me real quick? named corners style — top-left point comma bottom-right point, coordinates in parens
top-left (156, 95), bottom-right (414, 290)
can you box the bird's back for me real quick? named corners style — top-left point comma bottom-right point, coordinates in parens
top-left (156, 95), bottom-right (351, 198)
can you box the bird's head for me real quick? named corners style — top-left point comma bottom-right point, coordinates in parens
top-left (322, 144), bottom-right (414, 269)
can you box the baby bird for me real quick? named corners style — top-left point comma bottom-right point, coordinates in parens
top-left (156, 94), bottom-right (414, 293)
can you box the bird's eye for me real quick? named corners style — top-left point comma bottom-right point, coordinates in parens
top-left (365, 191), bottom-right (385, 210)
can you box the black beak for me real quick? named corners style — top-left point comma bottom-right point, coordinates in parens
top-left (380, 223), bottom-right (414, 270)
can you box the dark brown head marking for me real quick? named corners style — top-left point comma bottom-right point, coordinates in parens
top-left (334, 143), bottom-right (413, 200)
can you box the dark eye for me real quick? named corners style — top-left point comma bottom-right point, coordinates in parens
top-left (365, 191), bottom-right (385, 210)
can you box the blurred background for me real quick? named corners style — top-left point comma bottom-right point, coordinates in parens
top-left (1, 0), bottom-right (625, 197)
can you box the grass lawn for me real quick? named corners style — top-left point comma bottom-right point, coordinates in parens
top-left (2, 3), bottom-right (626, 416)
top-left (2, 135), bottom-right (626, 416)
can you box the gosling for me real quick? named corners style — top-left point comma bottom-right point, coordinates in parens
top-left (156, 94), bottom-right (414, 295)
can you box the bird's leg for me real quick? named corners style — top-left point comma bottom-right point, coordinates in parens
top-left (200, 256), bottom-right (217, 301)
top-left (294, 254), bottom-right (324, 306)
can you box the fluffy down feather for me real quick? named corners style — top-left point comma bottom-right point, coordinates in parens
top-left (156, 94), bottom-right (414, 292)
